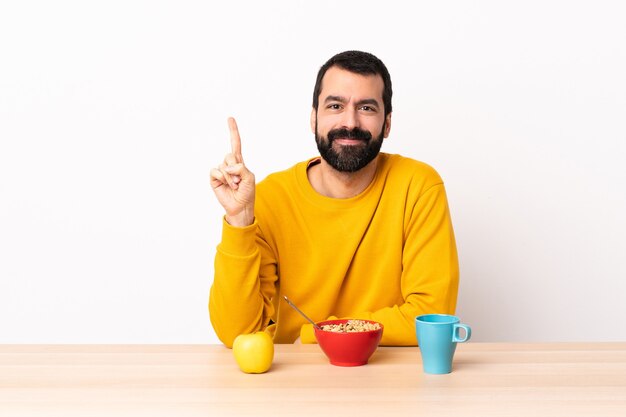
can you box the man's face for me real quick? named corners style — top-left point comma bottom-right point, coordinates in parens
top-left (312, 66), bottom-right (391, 173)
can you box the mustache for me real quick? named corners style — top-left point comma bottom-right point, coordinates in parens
top-left (327, 127), bottom-right (372, 143)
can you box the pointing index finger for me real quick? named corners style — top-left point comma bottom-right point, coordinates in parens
top-left (228, 117), bottom-right (243, 163)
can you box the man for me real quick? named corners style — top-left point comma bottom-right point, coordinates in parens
top-left (209, 50), bottom-right (459, 347)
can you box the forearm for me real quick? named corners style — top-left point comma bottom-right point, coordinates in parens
top-left (299, 292), bottom-right (456, 346)
top-left (349, 293), bottom-right (457, 346)
top-left (209, 218), bottom-right (275, 347)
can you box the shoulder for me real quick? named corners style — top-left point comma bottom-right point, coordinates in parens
top-left (378, 153), bottom-right (443, 189)
top-left (257, 159), bottom-right (307, 190)
top-left (256, 158), bottom-right (317, 200)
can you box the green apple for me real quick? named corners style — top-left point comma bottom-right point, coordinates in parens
top-left (232, 331), bottom-right (274, 374)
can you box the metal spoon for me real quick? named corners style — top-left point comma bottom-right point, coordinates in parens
top-left (283, 296), bottom-right (322, 330)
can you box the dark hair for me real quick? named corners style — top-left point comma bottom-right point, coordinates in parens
top-left (312, 50), bottom-right (392, 118)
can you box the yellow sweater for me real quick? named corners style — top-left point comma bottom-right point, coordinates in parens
top-left (209, 153), bottom-right (459, 347)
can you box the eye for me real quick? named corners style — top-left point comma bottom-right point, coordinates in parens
top-left (326, 103), bottom-right (342, 110)
top-left (359, 104), bottom-right (378, 113)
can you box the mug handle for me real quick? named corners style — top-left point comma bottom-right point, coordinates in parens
top-left (452, 324), bottom-right (471, 343)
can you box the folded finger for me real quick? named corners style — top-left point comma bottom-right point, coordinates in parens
top-left (217, 164), bottom-right (239, 190)
top-left (210, 168), bottom-right (227, 189)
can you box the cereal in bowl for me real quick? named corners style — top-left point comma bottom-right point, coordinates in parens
top-left (320, 320), bottom-right (381, 333)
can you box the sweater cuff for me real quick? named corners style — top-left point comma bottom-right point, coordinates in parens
top-left (218, 217), bottom-right (259, 256)
top-left (300, 324), bottom-right (317, 344)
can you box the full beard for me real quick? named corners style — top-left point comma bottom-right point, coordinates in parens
top-left (315, 124), bottom-right (385, 173)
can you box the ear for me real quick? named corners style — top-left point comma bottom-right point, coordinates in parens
top-left (383, 112), bottom-right (392, 138)
top-left (310, 107), bottom-right (317, 134)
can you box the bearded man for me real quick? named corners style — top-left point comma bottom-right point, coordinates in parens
top-left (209, 50), bottom-right (459, 346)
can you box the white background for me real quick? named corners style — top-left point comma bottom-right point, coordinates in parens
top-left (1, 1), bottom-right (625, 343)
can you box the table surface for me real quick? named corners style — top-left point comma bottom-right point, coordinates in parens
top-left (1, 343), bottom-right (625, 416)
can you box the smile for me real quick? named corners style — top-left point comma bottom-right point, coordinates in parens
top-left (333, 138), bottom-right (366, 145)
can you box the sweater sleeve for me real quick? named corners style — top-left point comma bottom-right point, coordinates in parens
top-left (367, 183), bottom-right (459, 345)
top-left (301, 183), bottom-right (459, 346)
top-left (209, 217), bottom-right (278, 347)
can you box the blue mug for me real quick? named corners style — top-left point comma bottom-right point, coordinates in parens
top-left (415, 314), bottom-right (471, 374)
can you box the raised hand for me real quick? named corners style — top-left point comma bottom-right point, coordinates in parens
top-left (210, 117), bottom-right (255, 227)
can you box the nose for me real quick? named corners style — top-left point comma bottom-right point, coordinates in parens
top-left (341, 107), bottom-right (359, 130)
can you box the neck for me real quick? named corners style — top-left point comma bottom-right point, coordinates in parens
top-left (307, 156), bottom-right (379, 198)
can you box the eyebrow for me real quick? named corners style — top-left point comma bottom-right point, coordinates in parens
top-left (323, 95), bottom-right (381, 108)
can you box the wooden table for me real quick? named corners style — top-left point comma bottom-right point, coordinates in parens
top-left (1, 343), bottom-right (625, 416)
